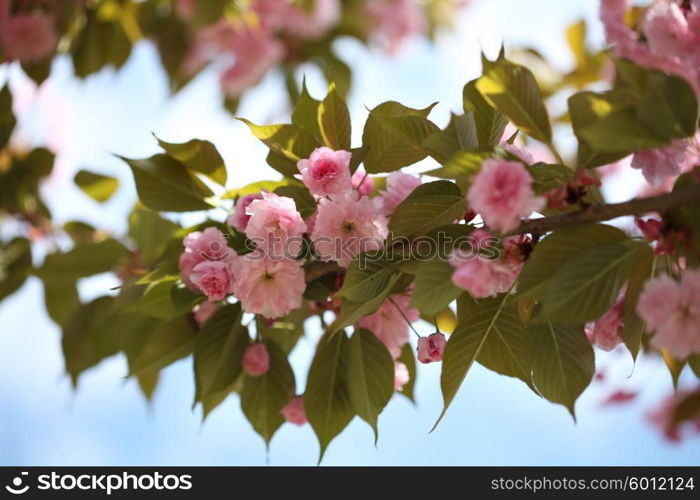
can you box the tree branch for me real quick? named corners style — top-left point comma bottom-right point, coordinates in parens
top-left (507, 182), bottom-right (700, 236)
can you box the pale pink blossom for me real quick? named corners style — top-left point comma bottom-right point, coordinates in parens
top-left (417, 332), bottom-right (447, 363)
top-left (311, 192), bottom-right (388, 267)
top-left (283, 0), bottom-right (340, 40)
top-left (245, 192), bottom-right (307, 257)
top-left (366, 0), bottom-right (427, 54)
top-left (297, 147), bottom-right (352, 197)
top-left (351, 167), bottom-right (374, 197)
top-left (243, 343), bottom-right (270, 377)
top-left (501, 142), bottom-right (534, 164)
top-left (227, 193), bottom-right (263, 233)
top-left (394, 362), bottom-right (410, 391)
top-left (591, 297), bottom-right (624, 352)
top-left (190, 261), bottom-right (235, 301)
top-left (357, 293), bottom-right (419, 359)
top-left (631, 139), bottom-right (694, 186)
top-left (637, 270), bottom-right (700, 359)
top-left (175, 0), bottom-right (195, 18)
top-left (281, 396), bottom-right (307, 425)
top-left (643, 1), bottom-right (697, 62)
top-left (647, 388), bottom-right (700, 442)
top-left (178, 227), bottom-right (235, 291)
top-left (374, 171), bottom-right (421, 216)
top-left (1, 12), bottom-right (58, 63)
top-left (193, 301), bottom-right (220, 326)
top-left (467, 159), bottom-right (544, 233)
top-left (231, 256), bottom-right (306, 319)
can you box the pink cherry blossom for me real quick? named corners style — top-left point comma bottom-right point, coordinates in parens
top-left (417, 332), bottom-right (447, 363)
top-left (245, 192), bottom-right (307, 257)
top-left (501, 142), bottom-right (534, 165)
top-left (283, 0), bottom-right (341, 40)
top-left (311, 192), bottom-right (388, 267)
top-left (178, 227), bottom-right (235, 291)
top-left (467, 159), bottom-right (544, 233)
top-left (1, 12), bottom-right (58, 63)
top-left (193, 301), bottom-right (220, 327)
top-left (227, 193), bottom-right (263, 233)
top-left (357, 292), bottom-right (419, 359)
top-left (281, 396), bottom-right (307, 426)
top-left (297, 147), bottom-right (353, 197)
top-left (190, 261), bottom-right (236, 301)
top-left (647, 388), bottom-right (700, 442)
top-left (351, 167), bottom-right (374, 197)
top-left (637, 270), bottom-right (700, 359)
top-left (394, 362), bottom-right (410, 392)
top-left (631, 139), bottom-right (694, 186)
top-left (591, 296), bottom-right (624, 352)
top-left (642, 1), bottom-right (697, 61)
top-left (374, 171), bottom-right (421, 216)
top-left (366, 0), bottom-right (426, 54)
top-left (231, 255), bottom-right (306, 319)
top-left (243, 343), bottom-right (270, 377)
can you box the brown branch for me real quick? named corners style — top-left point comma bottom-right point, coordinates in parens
top-left (507, 182), bottom-right (700, 236)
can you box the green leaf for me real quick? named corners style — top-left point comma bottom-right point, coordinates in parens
top-left (305, 331), bottom-right (354, 462)
top-left (292, 79), bottom-right (321, 137)
top-left (620, 245), bottom-right (655, 360)
top-left (238, 119), bottom-right (320, 164)
top-left (170, 282), bottom-right (203, 316)
top-left (129, 316), bottom-right (197, 375)
top-left (128, 204), bottom-right (179, 265)
top-left (346, 329), bottom-right (394, 442)
top-left (36, 239), bottom-right (128, 281)
top-left (525, 321), bottom-right (594, 417)
top-left (62, 296), bottom-right (122, 385)
top-left (155, 136), bottom-right (227, 185)
top-left (527, 163), bottom-right (576, 195)
top-left (463, 79), bottom-right (508, 148)
top-left (222, 180), bottom-right (291, 200)
top-left (0, 238), bottom-right (32, 302)
top-left (337, 255), bottom-right (397, 302)
top-left (240, 340), bottom-right (296, 446)
top-left (193, 303), bottom-right (249, 403)
top-left (688, 355), bottom-right (700, 379)
top-left (333, 274), bottom-right (401, 332)
top-left (125, 279), bottom-right (177, 319)
top-left (318, 84), bottom-right (351, 150)
top-left (389, 181), bottom-right (466, 239)
top-left (434, 293), bottom-right (514, 430)
top-left (517, 224), bottom-right (628, 300)
top-left (74, 170), bottom-right (119, 203)
top-left (673, 390), bottom-right (700, 426)
top-left (534, 242), bottom-right (638, 324)
top-left (423, 113), bottom-right (480, 163)
top-left (121, 154), bottom-right (215, 212)
top-left (397, 342), bottom-right (417, 402)
top-left (137, 372), bottom-right (160, 402)
top-left (0, 84), bottom-right (16, 149)
top-left (257, 304), bottom-right (308, 354)
top-left (475, 59), bottom-right (552, 143)
top-left (408, 257), bottom-right (462, 316)
top-left (424, 150), bottom-right (490, 183)
top-left (71, 10), bottom-right (131, 78)
top-left (362, 101), bottom-right (438, 173)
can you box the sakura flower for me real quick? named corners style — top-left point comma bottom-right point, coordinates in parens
top-left (193, 301), bottom-right (220, 327)
top-left (357, 292), bottom-right (419, 359)
top-left (283, 0), bottom-right (341, 40)
top-left (243, 343), bottom-right (270, 377)
top-left (631, 139), bottom-right (694, 186)
top-left (394, 362), bottom-right (410, 392)
top-left (467, 159), bottom-right (544, 233)
top-left (500, 142), bottom-right (534, 164)
top-left (231, 255), bottom-right (306, 319)
top-left (311, 192), bottom-right (388, 267)
top-left (227, 193), bottom-right (263, 233)
top-left (417, 333), bottom-right (446, 363)
top-left (281, 396), bottom-right (307, 426)
top-left (178, 227), bottom-right (235, 291)
top-left (351, 167), bottom-right (374, 197)
top-left (374, 171), bottom-right (421, 216)
top-left (366, 0), bottom-right (427, 54)
top-left (190, 261), bottom-right (235, 301)
top-left (245, 192), bottom-right (307, 258)
top-left (647, 388), bottom-right (700, 442)
top-left (591, 296), bottom-right (624, 352)
top-left (297, 147), bottom-right (352, 197)
top-left (642, 0), bottom-right (698, 63)
top-left (1, 12), bottom-right (58, 64)
top-left (637, 270), bottom-right (700, 359)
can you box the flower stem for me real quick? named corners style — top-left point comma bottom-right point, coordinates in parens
top-left (388, 296), bottom-right (421, 339)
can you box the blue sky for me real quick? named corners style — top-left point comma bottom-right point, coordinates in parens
top-left (0, 0), bottom-right (698, 465)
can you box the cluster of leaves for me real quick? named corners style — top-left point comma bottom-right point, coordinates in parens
top-left (2, 13), bottom-right (700, 459)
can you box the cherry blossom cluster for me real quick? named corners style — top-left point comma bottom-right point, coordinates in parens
top-left (0, 0), bottom-right (62, 64)
top-left (600, 0), bottom-right (700, 186)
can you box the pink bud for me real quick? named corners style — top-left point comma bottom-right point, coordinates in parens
top-left (281, 396), bottom-right (307, 426)
top-left (417, 332), bottom-right (446, 364)
top-left (242, 343), bottom-right (270, 377)
top-left (394, 362), bottom-right (410, 391)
